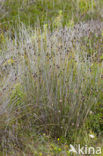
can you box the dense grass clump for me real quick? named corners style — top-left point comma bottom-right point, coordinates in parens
top-left (0, 21), bottom-right (103, 154)
top-left (0, 0), bottom-right (103, 155)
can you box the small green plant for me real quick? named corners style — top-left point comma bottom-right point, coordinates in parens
top-left (79, 0), bottom-right (96, 15)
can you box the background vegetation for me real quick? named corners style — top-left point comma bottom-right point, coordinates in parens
top-left (0, 0), bottom-right (103, 155)
top-left (0, 0), bottom-right (103, 30)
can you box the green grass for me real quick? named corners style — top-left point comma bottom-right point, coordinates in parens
top-left (0, 0), bottom-right (103, 31)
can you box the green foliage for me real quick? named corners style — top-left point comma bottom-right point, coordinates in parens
top-left (87, 79), bottom-right (103, 135)
top-left (0, 0), bottom-right (103, 31)
top-left (79, 0), bottom-right (96, 14)
top-left (10, 83), bottom-right (24, 107)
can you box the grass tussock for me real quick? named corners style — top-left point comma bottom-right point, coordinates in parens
top-left (0, 21), bottom-right (103, 155)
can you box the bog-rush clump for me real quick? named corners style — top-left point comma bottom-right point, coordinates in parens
top-left (0, 21), bottom-right (103, 151)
